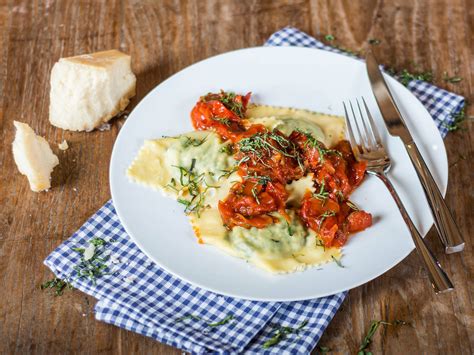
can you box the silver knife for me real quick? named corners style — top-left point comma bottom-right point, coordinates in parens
top-left (366, 50), bottom-right (464, 254)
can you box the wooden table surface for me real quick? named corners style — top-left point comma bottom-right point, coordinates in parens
top-left (1, 0), bottom-right (472, 353)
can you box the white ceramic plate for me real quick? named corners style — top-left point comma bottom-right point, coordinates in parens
top-left (110, 47), bottom-right (447, 301)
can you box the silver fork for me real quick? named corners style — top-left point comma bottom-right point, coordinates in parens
top-left (343, 98), bottom-right (453, 293)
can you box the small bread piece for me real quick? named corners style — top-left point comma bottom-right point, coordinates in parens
top-left (12, 121), bottom-right (59, 192)
top-left (49, 50), bottom-right (136, 131)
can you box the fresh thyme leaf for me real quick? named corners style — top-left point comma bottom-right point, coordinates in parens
top-left (324, 34), bottom-right (335, 41)
top-left (175, 313), bottom-right (234, 327)
top-left (315, 238), bottom-right (325, 250)
top-left (251, 185), bottom-right (260, 205)
top-left (358, 319), bottom-right (409, 354)
top-left (177, 198), bottom-right (191, 207)
top-left (72, 247), bottom-right (85, 253)
top-left (271, 239), bottom-right (281, 243)
top-left (331, 255), bottom-right (345, 268)
top-left (346, 200), bottom-right (359, 211)
top-left (182, 136), bottom-right (207, 148)
top-left (243, 173), bottom-right (272, 185)
top-left (90, 237), bottom-right (106, 247)
top-left (219, 144), bottom-right (234, 155)
top-left (286, 221), bottom-right (294, 236)
top-left (397, 69), bottom-right (433, 86)
top-left (41, 277), bottom-right (73, 296)
top-left (218, 166), bottom-right (238, 179)
top-left (207, 314), bottom-right (234, 327)
top-left (212, 117), bottom-right (232, 126)
top-left (313, 180), bottom-right (329, 203)
top-left (443, 72), bottom-right (463, 83)
top-left (318, 346), bottom-right (331, 354)
top-left (262, 320), bottom-right (309, 349)
top-left (368, 38), bottom-right (381, 45)
top-left (190, 158), bottom-right (196, 172)
top-left (319, 210), bottom-right (336, 229)
top-left (443, 106), bottom-right (467, 132)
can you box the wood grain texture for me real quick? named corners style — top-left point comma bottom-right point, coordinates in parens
top-left (0, 0), bottom-right (472, 354)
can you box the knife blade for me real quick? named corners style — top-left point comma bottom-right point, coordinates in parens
top-left (365, 50), bottom-right (465, 253)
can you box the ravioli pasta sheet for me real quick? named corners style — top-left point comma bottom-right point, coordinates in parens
top-left (127, 105), bottom-right (346, 273)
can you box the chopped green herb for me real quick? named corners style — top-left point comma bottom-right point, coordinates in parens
top-left (175, 313), bottom-right (234, 327)
top-left (286, 221), bottom-right (294, 236)
top-left (346, 201), bottom-right (359, 211)
top-left (324, 34), bottom-right (335, 41)
top-left (202, 91), bottom-right (245, 118)
top-left (182, 136), bottom-right (207, 148)
top-left (358, 320), bottom-right (409, 354)
top-left (73, 239), bottom-right (111, 284)
top-left (297, 130), bottom-right (342, 162)
top-left (212, 117), bottom-right (231, 126)
top-left (251, 185), bottom-right (260, 205)
top-left (271, 239), bottom-right (281, 243)
top-left (263, 320), bottom-right (308, 349)
top-left (238, 131), bottom-right (300, 164)
top-left (208, 314), bottom-right (234, 327)
top-left (443, 106), bottom-right (467, 132)
top-left (318, 346), bottom-right (331, 354)
top-left (244, 173), bottom-right (272, 185)
top-left (219, 144), bottom-right (234, 155)
top-left (315, 238), bottom-right (325, 250)
top-left (319, 210), bottom-right (336, 229)
top-left (368, 38), bottom-right (381, 45)
top-left (331, 255), bottom-right (345, 268)
top-left (218, 166), bottom-right (239, 179)
top-left (443, 72), bottom-right (463, 83)
top-left (41, 277), bottom-right (73, 296)
top-left (172, 160), bottom-right (219, 216)
top-left (313, 180), bottom-right (329, 203)
top-left (397, 69), bottom-right (433, 86)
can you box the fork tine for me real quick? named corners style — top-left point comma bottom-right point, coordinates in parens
top-left (348, 100), bottom-right (368, 153)
top-left (356, 98), bottom-right (377, 150)
top-left (343, 101), bottom-right (361, 156)
top-left (362, 97), bottom-right (383, 146)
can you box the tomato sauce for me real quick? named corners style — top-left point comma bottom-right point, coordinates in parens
top-left (190, 91), bottom-right (372, 248)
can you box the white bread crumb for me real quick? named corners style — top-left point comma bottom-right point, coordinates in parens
top-left (12, 121), bottom-right (59, 192)
top-left (49, 49), bottom-right (136, 132)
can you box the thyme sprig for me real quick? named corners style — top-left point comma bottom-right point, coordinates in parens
top-left (263, 320), bottom-right (308, 348)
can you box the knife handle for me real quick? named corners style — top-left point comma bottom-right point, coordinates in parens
top-left (405, 142), bottom-right (465, 253)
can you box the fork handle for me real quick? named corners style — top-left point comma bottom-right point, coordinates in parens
top-left (373, 171), bottom-right (454, 293)
top-left (405, 142), bottom-right (465, 253)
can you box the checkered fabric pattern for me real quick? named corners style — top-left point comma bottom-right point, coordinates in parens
top-left (44, 27), bottom-right (464, 354)
top-left (266, 27), bottom-right (465, 137)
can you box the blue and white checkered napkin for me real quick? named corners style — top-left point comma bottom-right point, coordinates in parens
top-left (44, 27), bottom-right (464, 354)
